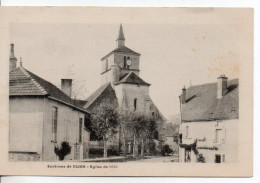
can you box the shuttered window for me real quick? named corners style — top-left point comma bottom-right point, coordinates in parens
top-left (52, 107), bottom-right (58, 142)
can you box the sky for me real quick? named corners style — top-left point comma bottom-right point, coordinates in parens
top-left (9, 12), bottom-right (241, 120)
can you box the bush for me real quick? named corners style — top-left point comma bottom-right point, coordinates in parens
top-left (54, 141), bottom-right (71, 161)
top-left (161, 144), bottom-right (173, 156)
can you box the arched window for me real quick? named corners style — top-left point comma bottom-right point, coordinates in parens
top-left (134, 98), bottom-right (137, 111)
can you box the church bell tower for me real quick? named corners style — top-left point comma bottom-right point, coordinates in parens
top-left (100, 24), bottom-right (141, 85)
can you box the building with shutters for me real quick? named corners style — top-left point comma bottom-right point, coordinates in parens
top-left (178, 75), bottom-right (239, 163)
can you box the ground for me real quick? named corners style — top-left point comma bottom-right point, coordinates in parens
top-left (79, 155), bottom-right (179, 163)
top-left (130, 155), bottom-right (179, 163)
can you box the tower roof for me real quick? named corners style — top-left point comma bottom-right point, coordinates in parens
top-left (117, 24), bottom-right (125, 40)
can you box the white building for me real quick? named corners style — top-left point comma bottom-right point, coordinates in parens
top-left (179, 75), bottom-right (239, 163)
top-left (9, 44), bottom-right (90, 161)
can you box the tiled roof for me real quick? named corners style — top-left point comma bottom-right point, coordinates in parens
top-left (9, 66), bottom-right (89, 113)
top-left (83, 83), bottom-right (111, 109)
top-left (101, 46), bottom-right (140, 61)
top-left (181, 79), bottom-right (239, 122)
top-left (115, 72), bottom-right (150, 86)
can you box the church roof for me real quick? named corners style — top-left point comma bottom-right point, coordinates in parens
top-left (115, 72), bottom-right (150, 86)
top-left (180, 78), bottom-right (239, 122)
top-left (9, 66), bottom-right (90, 113)
top-left (117, 24), bottom-right (125, 40)
top-left (101, 46), bottom-right (141, 61)
top-left (83, 83), bottom-right (111, 109)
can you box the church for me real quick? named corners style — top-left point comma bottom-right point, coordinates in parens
top-left (80, 24), bottom-right (166, 153)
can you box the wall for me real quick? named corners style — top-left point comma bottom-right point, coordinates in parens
top-left (42, 98), bottom-right (88, 161)
top-left (9, 96), bottom-right (44, 159)
top-left (114, 84), bottom-right (149, 112)
top-left (114, 52), bottom-right (140, 72)
top-left (179, 119), bottom-right (239, 163)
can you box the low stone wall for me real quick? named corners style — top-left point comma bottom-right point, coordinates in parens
top-left (9, 151), bottom-right (40, 161)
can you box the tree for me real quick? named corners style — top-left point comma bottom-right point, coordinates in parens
top-left (90, 102), bottom-right (119, 158)
top-left (124, 112), bottom-right (157, 157)
top-left (118, 110), bottom-right (132, 156)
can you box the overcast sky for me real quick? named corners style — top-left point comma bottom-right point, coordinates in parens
top-left (10, 11), bottom-right (241, 119)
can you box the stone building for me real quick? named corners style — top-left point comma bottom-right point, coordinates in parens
top-left (9, 44), bottom-right (90, 161)
top-left (178, 75), bottom-right (239, 163)
top-left (78, 24), bottom-right (166, 153)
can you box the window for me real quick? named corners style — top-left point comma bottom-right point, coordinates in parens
top-left (134, 98), bottom-right (137, 111)
top-left (185, 126), bottom-right (189, 138)
top-left (124, 56), bottom-right (127, 68)
top-left (127, 56), bottom-right (130, 69)
top-left (78, 118), bottom-right (83, 143)
top-left (52, 107), bottom-right (58, 142)
top-left (215, 129), bottom-right (222, 143)
top-left (215, 154), bottom-right (221, 163)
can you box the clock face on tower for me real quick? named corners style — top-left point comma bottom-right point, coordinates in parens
top-left (126, 59), bottom-right (132, 66)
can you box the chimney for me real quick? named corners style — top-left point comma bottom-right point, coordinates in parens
top-left (217, 74), bottom-right (228, 99)
top-left (9, 43), bottom-right (17, 71)
top-left (181, 86), bottom-right (186, 104)
top-left (61, 79), bottom-right (72, 97)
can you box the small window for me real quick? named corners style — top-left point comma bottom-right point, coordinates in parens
top-left (215, 129), bottom-right (222, 143)
top-left (134, 98), bottom-right (137, 111)
top-left (52, 107), bottom-right (58, 142)
top-left (78, 118), bottom-right (83, 143)
top-left (215, 154), bottom-right (221, 163)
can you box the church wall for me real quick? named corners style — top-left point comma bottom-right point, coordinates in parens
top-left (114, 53), bottom-right (140, 72)
top-left (101, 54), bottom-right (114, 74)
top-left (114, 83), bottom-right (149, 112)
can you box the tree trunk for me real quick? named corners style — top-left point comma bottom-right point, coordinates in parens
top-left (133, 133), bottom-right (137, 157)
top-left (141, 138), bottom-right (144, 158)
top-left (122, 130), bottom-right (126, 156)
top-left (103, 135), bottom-right (107, 158)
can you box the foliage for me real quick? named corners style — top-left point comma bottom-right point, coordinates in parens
top-left (90, 102), bottom-right (119, 141)
top-left (54, 141), bottom-right (72, 161)
top-left (161, 144), bottom-right (173, 156)
top-left (90, 101), bottom-right (119, 157)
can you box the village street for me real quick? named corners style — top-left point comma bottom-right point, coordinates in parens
top-left (128, 155), bottom-right (179, 163)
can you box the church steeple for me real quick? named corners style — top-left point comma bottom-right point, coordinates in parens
top-left (116, 24), bottom-right (125, 48)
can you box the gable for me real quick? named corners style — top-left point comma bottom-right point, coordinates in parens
top-left (83, 83), bottom-right (118, 111)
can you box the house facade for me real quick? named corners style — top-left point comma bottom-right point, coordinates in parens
top-left (179, 75), bottom-right (239, 163)
top-left (78, 24), bottom-right (166, 153)
top-left (9, 44), bottom-right (90, 161)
